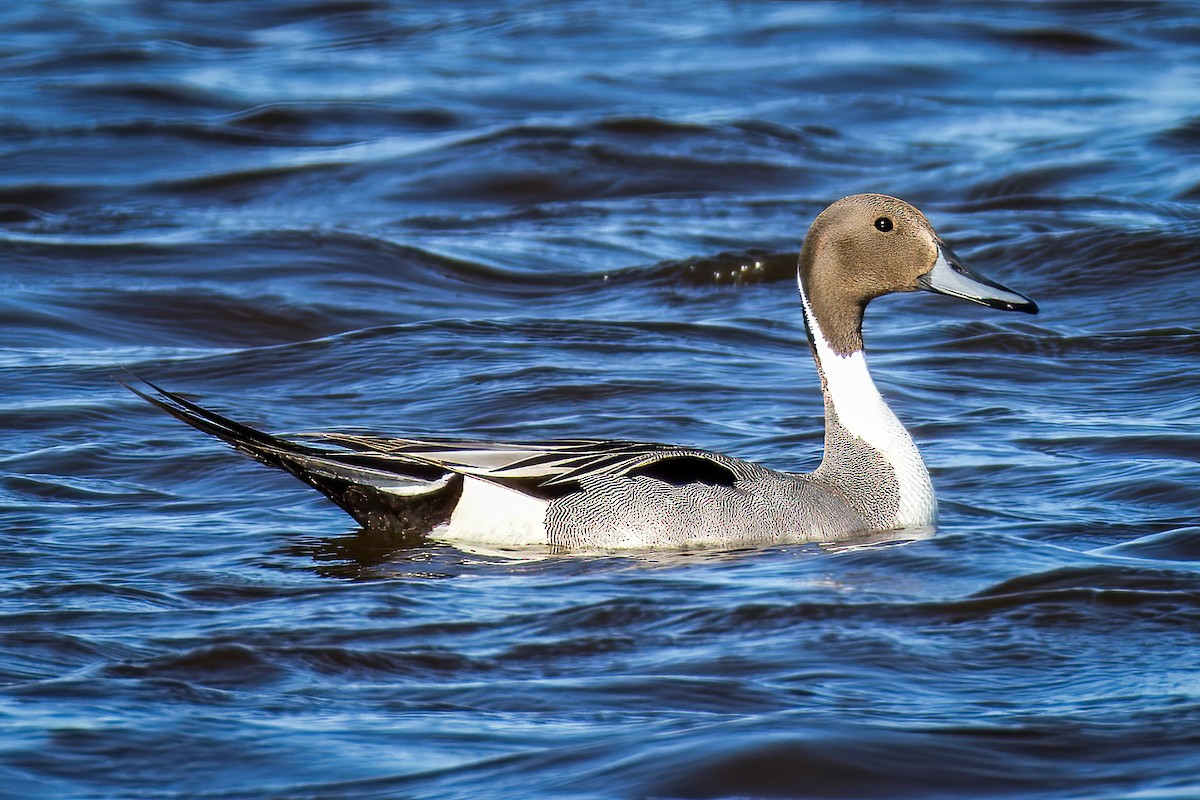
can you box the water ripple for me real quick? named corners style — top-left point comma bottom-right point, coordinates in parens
top-left (3, 1), bottom-right (1200, 798)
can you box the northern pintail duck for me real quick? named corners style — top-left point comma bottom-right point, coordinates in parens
top-left (130, 194), bottom-right (1036, 549)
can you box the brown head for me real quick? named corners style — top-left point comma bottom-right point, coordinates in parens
top-left (798, 193), bottom-right (1037, 356)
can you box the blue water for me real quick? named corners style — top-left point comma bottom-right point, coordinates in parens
top-left (3, 2), bottom-right (1200, 797)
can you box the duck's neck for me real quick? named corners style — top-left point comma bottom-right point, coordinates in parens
top-left (798, 275), bottom-right (935, 531)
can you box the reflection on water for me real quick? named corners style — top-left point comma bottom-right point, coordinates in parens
top-left (2, 1), bottom-right (1200, 798)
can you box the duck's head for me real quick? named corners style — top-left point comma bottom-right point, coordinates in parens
top-left (799, 193), bottom-right (1037, 356)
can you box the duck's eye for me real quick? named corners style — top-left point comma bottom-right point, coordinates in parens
top-left (874, 217), bottom-right (894, 232)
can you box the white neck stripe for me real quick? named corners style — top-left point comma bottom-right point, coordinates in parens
top-left (798, 275), bottom-right (935, 528)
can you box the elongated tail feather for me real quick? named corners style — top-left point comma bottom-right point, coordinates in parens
top-left (124, 377), bottom-right (462, 535)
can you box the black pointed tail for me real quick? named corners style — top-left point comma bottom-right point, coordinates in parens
top-left (123, 376), bottom-right (462, 535)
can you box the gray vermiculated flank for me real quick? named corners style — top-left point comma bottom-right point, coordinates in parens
top-left (544, 457), bottom-right (865, 549)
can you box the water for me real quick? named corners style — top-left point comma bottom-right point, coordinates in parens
top-left (2, 1), bottom-right (1200, 797)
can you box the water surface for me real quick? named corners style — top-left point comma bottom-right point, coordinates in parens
top-left (2, 2), bottom-right (1200, 798)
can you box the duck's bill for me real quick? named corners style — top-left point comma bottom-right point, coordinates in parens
top-left (917, 242), bottom-right (1038, 314)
